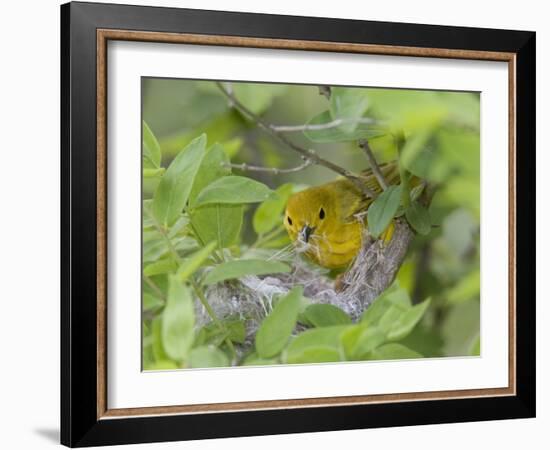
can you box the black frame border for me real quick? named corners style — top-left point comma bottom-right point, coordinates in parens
top-left (61, 2), bottom-right (535, 447)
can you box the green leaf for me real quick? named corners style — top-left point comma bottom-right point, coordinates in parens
top-left (151, 317), bottom-right (170, 363)
top-left (369, 343), bottom-right (423, 361)
top-left (405, 201), bottom-right (432, 235)
top-left (438, 129), bottom-right (480, 178)
top-left (365, 88), bottom-right (446, 134)
top-left (143, 293), bottom-right (164, 312)
top-left (286, 346), bottom-right (341, 364)
top-left (339, 326), bottom-right (362, 358)
top-left (384, 298), bottom-right (431, 341)
top-left (342, 325), bottom-right (386, 360)
top-left (285, 325), bottom-right (348, 362)
top-left (161, 276), bottom-right (195, 361)
top-left (196, 319), bottom-right (246, 347)
top-left (220, 137), bottom-right (244, 159)
top-left (253, 183), bottom-right (294, 235)
top-left (440, 92), bottom-right (480, 131)
top-left (409, 183), bottom-right (426, 202)
top-left (445, 269), bottom-right (480, 305)
top-left (361, 283), bottom-right (411, 326)
top-left (191, 204), bottom-right (243, 250)
top-left (187, 143), bottom-right (243, 249)
top-left (203, 259), bottom-right (291, 285)
top-left (442, 209), bottom-right (477, 257)
top-left (439, 180), bottom-right (480, 219)
top-left (142, 235), bottom-right (198, 264)
top-left (303, 110), bottom-right (386, 143)
top-left (367, 185), bottom-right (402, 238)
top-left (398, 325), bottom-right (444, 358)
top-left (441, 301), bottom-right (480, 356)
top-left (377, 306), bottom-right (404, 334)
top-left (143, 258), bottom-right (177, 277)
top-left (188, 143), bottom-right (231, 207)
top-left (242, 353), bottom-right (280, 366)
top-left (143, 121), bottom-right (161, 169)
top-left (399, 130), bottom-right (434, 178)
top-left (225, 319), bottom-right (246, 344)
top-left (145, 360), bottom-right (179, 370)
top-left (232, 83), bottom-right (287, 115)
top-left (302, 304), bottom-right (351, 327)
top-left (194, 176), bottom-right (273, 206)
top-left (143, 168), bottom-right (165, 178)
top-left (259, 234), bottom-right (291, 249)
top-left (158, 111), bottom-right (241, 158)
top-left (177, 241), bottom-right (217, 281)
top-left (330, 87), bottom-right (370, 132)
top-left (396, 259), bottom-right (415, 295)
top-left (195, 323), bottom-right (229, 348)
top-left (167, 215), bottom-right (190, 239)
top-left (152, 134), bottom-right (207, 227)
top-left (189, 345), bottom-right (230, 368)
top-left (255, 287), bottom-right (303, 358)
top-left (470, 335), bottom-right (481, 356)
top-left (353, 327), bottom-right (387, 359)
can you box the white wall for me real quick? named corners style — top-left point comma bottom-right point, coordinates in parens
top-left (0, 0), bottom-right (546, 448)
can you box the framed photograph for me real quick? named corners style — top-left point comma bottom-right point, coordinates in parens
top-left (61, 1), bottom-right (536, 447)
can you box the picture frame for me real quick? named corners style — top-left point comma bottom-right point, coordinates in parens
top-left (60, 1), bottom-right (536, 447)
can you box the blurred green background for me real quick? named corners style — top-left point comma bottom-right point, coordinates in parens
top-left (142, 78), bottom-right (480, 367)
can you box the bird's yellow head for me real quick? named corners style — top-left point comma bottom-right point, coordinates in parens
top-left (284, 186), bottom-right (334, 247)
top-left (283, 182), bottom-right (366, 269)
top-left (283, 164), bottom-right (401, 269)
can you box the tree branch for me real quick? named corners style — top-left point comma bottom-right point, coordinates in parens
top-left (224, 159), bottom-right (312, 174)
top-left (358, 139), bottom-right (388, 190)
top-left (336, 220), bottom-right (414, 317)
top-left (216, 82), bottom-right (377, 199)
top-left (318, 85), bottom-right (331, 100)
top-left (271, 117), bottom-right (377, 133)
top-left (318, 86), bottom-right (387, 193)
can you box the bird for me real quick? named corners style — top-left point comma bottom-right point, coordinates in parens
top-left (283, 162), bottom-right (402, 270)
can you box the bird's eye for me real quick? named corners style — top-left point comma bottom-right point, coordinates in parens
top-left (319, 208), bottom-right (325, 220)
top-left (287, 216), bottom-right (293, 226)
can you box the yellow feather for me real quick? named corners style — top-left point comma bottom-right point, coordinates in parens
top-left (284, 162), bottom-right (406, 269)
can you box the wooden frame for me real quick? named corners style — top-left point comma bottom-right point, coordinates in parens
top-left (61, 1), bottom-right (535, 447)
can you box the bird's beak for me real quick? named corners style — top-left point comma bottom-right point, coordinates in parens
top-left (299, 225), bottom-right (314, 243)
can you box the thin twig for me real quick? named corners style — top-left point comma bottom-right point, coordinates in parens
top-left (320, 86), bottom-right (387, 193)
top-left (224, 159), bottom-right (312, 174)
top-left (358, 139), bottom-right (388, 190)
top-left (271, 117), bottom-right (377, 133)
top-left (216, 82), bottom-right (377, 199)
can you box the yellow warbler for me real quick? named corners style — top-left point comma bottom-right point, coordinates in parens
top-left (284, 162), bottom-right (402, 269)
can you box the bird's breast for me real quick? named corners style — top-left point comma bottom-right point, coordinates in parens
top-left (306, 221), bottom-right (363, 269)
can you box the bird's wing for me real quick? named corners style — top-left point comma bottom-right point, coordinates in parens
top-left (335, 161), bottom-right (403, 222)
top-left (340, 162), bottom-right (402, 221)
top-left (359, 161), bottom-right (401, 193)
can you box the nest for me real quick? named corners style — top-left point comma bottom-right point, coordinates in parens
top-left (195, 220), bottom-right (414, 355)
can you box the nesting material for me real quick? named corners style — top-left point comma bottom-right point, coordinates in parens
top-left (195, 220), bottom-right (414, 351)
